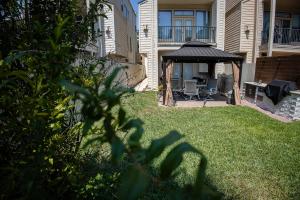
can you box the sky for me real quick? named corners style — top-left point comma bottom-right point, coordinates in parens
top-left (130, 0), bottom-right (139, 27)
top-left (130, 0), bottom-right (139, 14)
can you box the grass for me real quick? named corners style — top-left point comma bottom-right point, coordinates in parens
top-left (122, 92), bottom-right (300, 200)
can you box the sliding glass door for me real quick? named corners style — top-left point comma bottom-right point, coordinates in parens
top-left (175, 19), bottom-right (193, 42)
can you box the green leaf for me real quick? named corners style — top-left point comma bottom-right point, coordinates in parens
top-left (59, 80), bottom-right (91, 96)
top-left (49, 158), bottom-right (54, 165)
top-left (104, 67), bottom-right (122, 88)
top-left (144, 131), bottom-right (182, 164)
top-left (160, 142), bottom-right (200, 180)
top-left (83, 118), bottom-right (94, 135)
top-left (0, 71), bottom-right (34, 88)
top-left (82, 135), bottom-right (103, 149)
top-left (119, 165), bottom-right (150, 200)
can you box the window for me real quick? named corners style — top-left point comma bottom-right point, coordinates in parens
top-left (198, 63), bottom-right (208, 73)
top-left (173, 63), bottom-right (181, 79)
top-left (196, 11), bottom-right (209, 39)
top-left (174, 10), bottom-right (194, 16)
top-left (158, 11), bottom-right (172, 26)
top-left (158, 11), bottom-right (172, 39)
top-left (292, 15), bottom-right (300, 29)
top-left (196, 11), bottom-right (209, 26)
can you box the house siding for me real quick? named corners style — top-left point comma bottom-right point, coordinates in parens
top-left (240, 0), bottom-right (256, 63)
top-left (225, 3), bottom-right (241, 53)
top-left (215, 0), bottom-right (226, 75)
top-left (140, 0), bottom-right (225, 89)
top-left (104, 5), bottom-right (116, 54)
top-left (103, 0), bottom-right (137, 63)
top-left (139, 0), bottom-right (158, 89)
top-left (226, 0), bottom-right (242, 13)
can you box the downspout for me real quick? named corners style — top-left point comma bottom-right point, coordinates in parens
top-left (252, 0), bottom-right (260, 63)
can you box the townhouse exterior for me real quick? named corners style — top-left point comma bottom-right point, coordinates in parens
top-left (85, 0), bottom-right (138, 64)
top-left (139, 0), bottom-right (226, 89)
top-left (225, 0), bottom-right (300, 64)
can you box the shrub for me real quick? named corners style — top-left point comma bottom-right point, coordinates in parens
top-left (0, 1), bottom-right (220, 199)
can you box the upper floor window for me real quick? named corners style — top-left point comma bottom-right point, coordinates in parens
top-left (174, 10), bottom-right (194, 16)
top-left (196, 11), bottom-right (209, 26)
top-left (158, 11), bottom-right (172, 26)
top-left (158, 11), bottom-right (172, 39)
top-left (292, 15), bottom-right (300, 29)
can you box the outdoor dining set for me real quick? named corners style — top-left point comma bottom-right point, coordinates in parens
top-left (171, 78), bottom-right (218, 101)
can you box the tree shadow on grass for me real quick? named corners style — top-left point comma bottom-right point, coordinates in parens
top-left (80, 152), bottom-right (225, 200)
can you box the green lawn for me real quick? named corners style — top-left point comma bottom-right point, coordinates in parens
top-left (123, 92), bottom-right (300, 200)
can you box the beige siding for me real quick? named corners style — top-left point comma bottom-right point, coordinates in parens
top-left (104, 5), bottom-right (116, 54)
top-left (256, 0), bottom-right (264, 60)
top-left (103, 0), bottom-right (137, 63)
top-left (240, 0), bottom-right (256, 63)
top-left (225, 3), bottom-right (241, 53)
top-left (215, 0), bottom-right (226, 75)
top-left (226, 0), bottom-right (242, 12)
top-left (139, 0), bottom-right (152, 54)
top-left (216, 0), bottom-right (225, 50)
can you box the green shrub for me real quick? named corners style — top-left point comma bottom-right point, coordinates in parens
top-left (0, 1), bottom-right (220, 199)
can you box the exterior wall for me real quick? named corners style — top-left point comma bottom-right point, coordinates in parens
top-left (140, 0), bottom-right (225, 89)
top-left (139, 0), bottom-right (158, 89)
top-left (240, 0), bottom-right (256, 63)
top-left (215, 0), bottom-right (226, 75)
top-left (226, 0), bottom-right (242, 12)
top-left (103, 5), bottom-right (116, 54)
top-left (103, 0), bottom-right (137, 63)
top-left (225, 0), bottom-right (264, 64)
top-left (215, 0), bottom-right (225, 51)
top-left (225, 3), bottom-right (241, 53)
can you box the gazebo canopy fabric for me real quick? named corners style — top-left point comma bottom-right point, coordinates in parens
top-left (163, 41), bottom-right (243, 63)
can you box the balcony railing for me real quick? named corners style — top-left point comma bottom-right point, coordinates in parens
top-left (262, 28), bottom-right (300, 45)
top-left (158, 26), bottom-right (216, 44)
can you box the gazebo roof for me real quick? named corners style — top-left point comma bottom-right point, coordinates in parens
top-left (163, 41), bottom-right (243, 63)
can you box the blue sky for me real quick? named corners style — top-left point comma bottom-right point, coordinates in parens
top-left (130, 0), bottom-right (139, 14)
top-left (130, 0), bottom-right (139, 27)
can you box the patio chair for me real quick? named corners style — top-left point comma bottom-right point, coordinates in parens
top-left (183, 80), bottom-right (200, 100)
top-left (203, 79), bottom-right (218, 101)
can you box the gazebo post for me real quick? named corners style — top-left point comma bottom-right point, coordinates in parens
top-left (239, 60), bottom-right (243, 88)
top-left (232, 61), bottom-right (242, 105)
top-left (162, 62), bottom-right (167, 105)
top-left (164, 60), bottom-right (174, 106)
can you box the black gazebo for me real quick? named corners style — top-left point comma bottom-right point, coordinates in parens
top-left (162, 41), bottom-right (244, 106)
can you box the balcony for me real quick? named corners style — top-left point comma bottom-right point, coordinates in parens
top-left (262, 28), bottom-right (300, 46)
top-left (158, 26), bottom-right (216, 45)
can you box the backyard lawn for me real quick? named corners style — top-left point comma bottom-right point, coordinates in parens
top-left (123, 92), bottom-right (300, 200)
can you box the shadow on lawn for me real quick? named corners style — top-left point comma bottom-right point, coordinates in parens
top-left (81, 152), bottom-right (225, 200)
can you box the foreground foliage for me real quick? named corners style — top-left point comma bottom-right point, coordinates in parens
top-left (0, 1), bottom-right (217, 199)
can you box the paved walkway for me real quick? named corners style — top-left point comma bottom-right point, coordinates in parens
top-left (241, 100), bottom-right (291, 123)
top-left (157, 95), bottom-right (292, 123)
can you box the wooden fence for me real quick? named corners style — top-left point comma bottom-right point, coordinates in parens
top-left (255, 56), bottom-right (300, 88)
